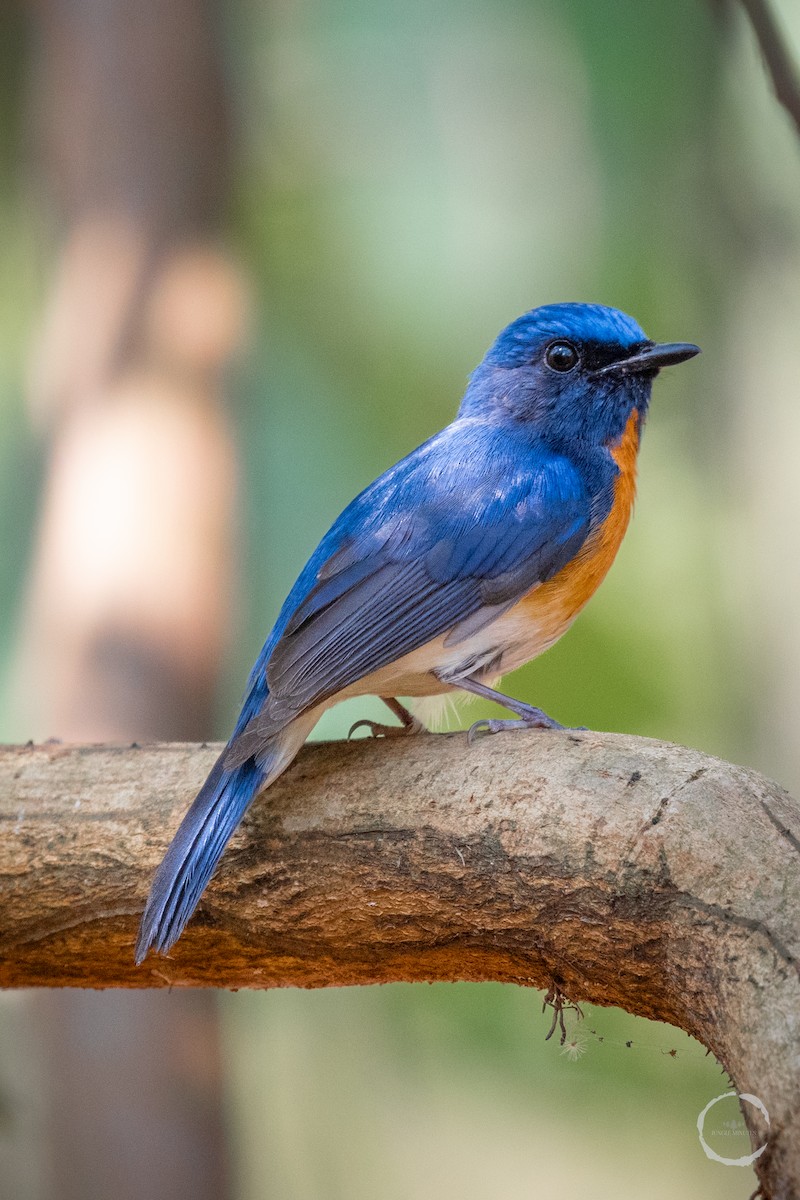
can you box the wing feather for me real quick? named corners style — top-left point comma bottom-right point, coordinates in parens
top-left (227, 420), bottom-right (602, 767)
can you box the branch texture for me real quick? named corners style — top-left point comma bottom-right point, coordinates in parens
top-left (0, 734), bottom-right (798, 1196)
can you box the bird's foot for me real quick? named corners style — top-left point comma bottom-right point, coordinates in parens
top-left (468, 706), bottom-right (584, 744)
top-left (349, 714), bottom-right (426, 740)
top-left (449, 674), bottom-right (583, 744)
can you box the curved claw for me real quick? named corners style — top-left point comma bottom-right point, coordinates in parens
top-left (348, 716), bottom-right (425, 740)
top-left (467, 717), bottom-right (543, 743)
top-left (348, 719), bottom-right (382, 740)
top-left (468, 713), bottom-right (579, 744)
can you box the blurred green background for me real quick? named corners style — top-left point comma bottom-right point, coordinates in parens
top-left (1, 0), bottom-right (799, 1196)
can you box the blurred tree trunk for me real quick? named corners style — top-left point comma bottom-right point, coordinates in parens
top-left (7, 1), bottom-right (248, 1196)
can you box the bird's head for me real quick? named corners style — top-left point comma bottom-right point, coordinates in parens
top-left (459, 303), bottom-right (699, 449)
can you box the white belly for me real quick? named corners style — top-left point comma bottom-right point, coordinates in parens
top-left (334, 603), bottom-right (570, 702)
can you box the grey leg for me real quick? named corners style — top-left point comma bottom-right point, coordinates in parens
top-left (448, 674), bottom-right (575, 743)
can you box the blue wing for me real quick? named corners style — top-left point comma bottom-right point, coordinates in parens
top-left (227, 417), bottom-right (602, 766)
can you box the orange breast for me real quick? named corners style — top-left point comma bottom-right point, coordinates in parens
top-left (510, 407), bottom-right (640, 650)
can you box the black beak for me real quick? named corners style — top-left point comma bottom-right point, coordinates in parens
top-left (595, 341), bottom-right (701, 377)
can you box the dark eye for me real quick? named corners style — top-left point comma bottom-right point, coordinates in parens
top-left (545, 340), bottom-right (580, 373)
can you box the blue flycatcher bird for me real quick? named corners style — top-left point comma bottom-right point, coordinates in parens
top-left (136, 302), bottom-right (699, 962)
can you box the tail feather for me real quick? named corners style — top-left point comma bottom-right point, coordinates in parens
top-left (137, 707), bottom-right (320, 963)
top-left (135, 752), bottom-right (265, 962)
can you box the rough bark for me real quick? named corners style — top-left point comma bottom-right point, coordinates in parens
top-left (0, 732), bottom-right (797, 1197)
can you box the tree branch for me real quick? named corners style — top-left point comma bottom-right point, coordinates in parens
top-left (738, 0), bottom-right (800, 138)
top-left (0, 734), bottom-right (798, 1196)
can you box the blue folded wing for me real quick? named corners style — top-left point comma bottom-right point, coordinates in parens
top-left (226, 419), bottom-right (599, 766)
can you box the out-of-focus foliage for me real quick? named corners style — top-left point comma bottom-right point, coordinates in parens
top-left (2, 0), bottom-right (799, 1196)
top-left (0, 9), bottom-right (42, 692)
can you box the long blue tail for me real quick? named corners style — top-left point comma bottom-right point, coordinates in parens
top-left (136, 748), bottom-right (267, 963)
